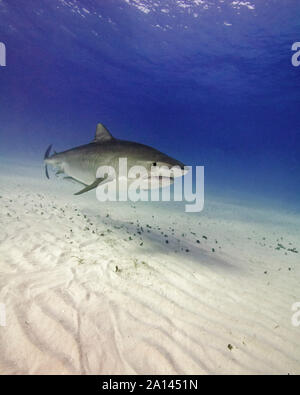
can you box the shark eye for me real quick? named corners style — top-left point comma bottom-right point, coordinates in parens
top-left (152, 162), bottom-right (157, 167)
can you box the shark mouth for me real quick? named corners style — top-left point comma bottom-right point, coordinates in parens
top-left (140, 174), bottom-right (175, 190)
top-left (147, 175), bottom-right (175, 182)
top-left (139, 166), bottom-right (187, 190)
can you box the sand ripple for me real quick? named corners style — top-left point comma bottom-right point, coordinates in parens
top-left (0, 168), bottom-right (299, 374)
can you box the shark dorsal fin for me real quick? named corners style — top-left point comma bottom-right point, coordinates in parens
top-left (93, 123), bottom-right (114, 143)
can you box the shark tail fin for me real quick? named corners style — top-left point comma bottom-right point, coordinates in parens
top-left (44, 144), bottom-right (52, 179)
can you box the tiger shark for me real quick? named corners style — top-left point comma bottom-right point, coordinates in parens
top-left (44, 123), bottom-right (186, 195)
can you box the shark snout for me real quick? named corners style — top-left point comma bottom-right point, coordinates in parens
top-left (172, 165), bottom-right (189, 177)
top-left (177, 163), bottom-right (188, 173)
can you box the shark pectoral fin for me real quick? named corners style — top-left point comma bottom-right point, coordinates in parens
top-left (64, 176), bottom-right (86, 185)
top-left (74, 178), bottom-right (105, 196)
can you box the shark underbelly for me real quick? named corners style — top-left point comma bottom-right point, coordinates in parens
top-left (64, 161), bottom-right (96, 185)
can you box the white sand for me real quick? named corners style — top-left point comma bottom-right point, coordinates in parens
top-left (0, 160), bottom-right (299, 375)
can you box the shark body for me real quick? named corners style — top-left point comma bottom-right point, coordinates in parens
top-left (44, 123), bottom-right (186, 195)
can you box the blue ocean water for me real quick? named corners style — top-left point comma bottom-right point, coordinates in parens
top-left (0, 0), bottom-right (300, 210)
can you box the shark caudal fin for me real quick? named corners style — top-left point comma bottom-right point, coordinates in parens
top-left (44, 144), bottom-right (52, 179)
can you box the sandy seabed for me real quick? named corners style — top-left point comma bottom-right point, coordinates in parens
top-left (0, 160), bottom-right (299, 375)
